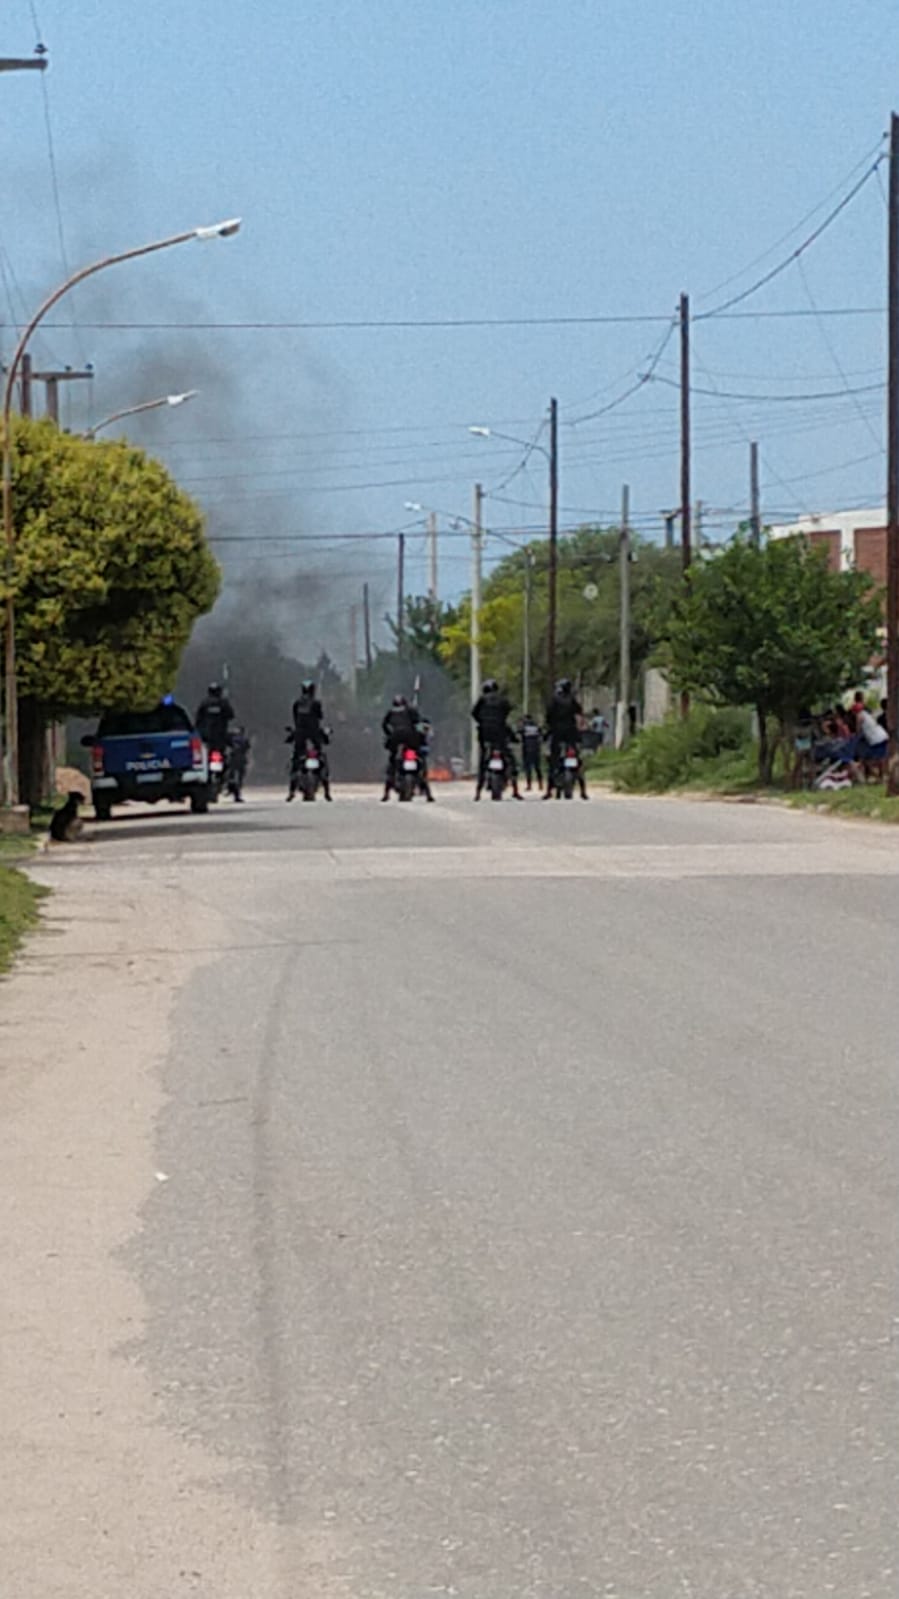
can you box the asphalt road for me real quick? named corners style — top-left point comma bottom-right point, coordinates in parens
top-left (5, 784), bottom-right (898, 1597)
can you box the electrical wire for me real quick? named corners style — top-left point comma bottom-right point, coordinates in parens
top-left (698, 136), bottom-right (888, 303)
top-left (697, 157), bottom-right (885, 321)
top-left (566, 315), bottom-right (678, 427)
top-left (155, 392), bottom-right (880, 465)
top-left (25, 0), bottom-right (89, 375)
top-left (0, 249), bottom-right (21, 334)
top-left (43, 314), bottom-right (676, 331)
top-left (0, 240), bottom-right (66, 366)
top-left (648, 374), bottom-right (881, 402)
top-left (758, 448), bottom-right (884, 488)
top-left (154, 416), bottom-right (554, 447)
top-left (483, 417), bottom-right (549, 497)
top-left (690, 343), bottom-right (815, 517)
top-left (38, 306), bottom-right (889, 332)
top-left (207, 524), bottom-right (586, 545)
top-left (795, 255), bottom-right (884, 453)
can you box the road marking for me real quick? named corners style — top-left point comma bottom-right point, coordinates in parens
top-left (41, 840), bottom-right (899, 881)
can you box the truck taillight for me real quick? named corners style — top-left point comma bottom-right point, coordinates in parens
top-left (191, 736), bottom-right (204, 768)
top-left (90, 744), bottom-right (104, 777)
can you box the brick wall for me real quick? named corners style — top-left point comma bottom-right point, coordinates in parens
top-left (854, 526), bottom-right (887, 588)
top-left (807, 529), bottom-right (841, 572)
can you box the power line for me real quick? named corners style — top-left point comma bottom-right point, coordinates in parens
top-left (207, 524), bottom-right (587, 545)
top-left (155, 392), bottom-right (880, 463)
top-left (23, 0), bottom-right (88, 380)
top-left (698, 136), bottom-right (888, 303)
top-left (132, 416), bottom-right (550, 449)
top-left (697, 157), bottom-right (885, 321)
top-left (795, 255), bottom-right (884, 454)
top-left (178, 445), bottom-right (524, 485)
top-left (690, 343), bottom-right (815, 517)
top-left (483, 417), bottom-right (549, 496)
top-left (0, 240), bottom-right (65, 366)
top-left (649, 374), bottom-right (881, 402)
top-left (567, 316), bottom-right (678, 426)
top-left (759, 447), bottom-right (884, 488)
top-left (43, 313), bottom-right (677, 331)
top-left (653, 360), bottom-right (885, 384)
top-left (37, 306), bottom-right (890, 332)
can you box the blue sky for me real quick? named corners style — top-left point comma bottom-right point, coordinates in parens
top-left (2, 0), bottom-right (897, 647)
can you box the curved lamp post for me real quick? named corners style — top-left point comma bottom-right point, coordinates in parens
top-left (2, 220), bottom-right (240, 806)
top-left (85, 389), bottom-right (198, 440)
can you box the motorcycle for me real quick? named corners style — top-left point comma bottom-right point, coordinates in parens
top-left (486, 746), bottom-right (509, 801)
top-left (285, 726), bottom-right (331, 802)
top-left (295, 739), bottom-right (325, 802)
top-left (206, 747), bottom-right (225, 803)
top-left (394, 745), bottom-right (422, 802)
top-left (552, 744), bottom-right (583, 800)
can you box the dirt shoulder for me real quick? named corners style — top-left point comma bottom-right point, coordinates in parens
top-left (0, 853), bottom-right (341, 1598)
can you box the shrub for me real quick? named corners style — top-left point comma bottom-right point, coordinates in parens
top-left (611, 706), bottom-right (751, 792)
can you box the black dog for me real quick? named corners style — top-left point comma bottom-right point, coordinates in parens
top-left (49, 791), bottom-right (85, 843)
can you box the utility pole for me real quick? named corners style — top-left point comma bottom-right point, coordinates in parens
top-left (427, 509), bottom-right (438, 602)
top-left (362, 581), bottom-right (372, 671)
top-left (749, 440), bottom-right (761, 546)
top-left (349, 605), bottom-right (359, 704)
top-left (617, 483), bottom-right (631, 748)
top-left (547, 395), bottom-right (559, 689)
top-left (32, 366), bottom-right (93, 424)
top-left (680, 294), bottom-right (691, 572)
top-left (471, 482), bottom-right (484, 771)
top-left (680, 291), bottom-right (691, 717)
top-left (888, 111), bottom-right (899, 770)
top-left (396, 533), bottom-right (405, 658)
top-left (522, 549), bottom-right (534, 714)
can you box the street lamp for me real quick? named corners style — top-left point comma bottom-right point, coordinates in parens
top-left (469, 398), bottom-right (559, 688)
top-left (403, 501), bottom-right (440, 600)
top-left (85, 390), bottom-right (198, 439)
top-left (2, 219), bottom-right (241, 807)
top-left (0, 54), bottom-right (47, 74)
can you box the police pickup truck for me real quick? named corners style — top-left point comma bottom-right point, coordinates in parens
top-left (83, 699), bottom-right (210, 821)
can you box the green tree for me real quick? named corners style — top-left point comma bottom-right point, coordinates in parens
top-left (3, 418), bottom-right (219, 803)
top-left (439, 527), bottom-right (681, 709)
top-left (663, 535), bottom-right (882, 781)
top-left (388, 594), bottom-right (461, 664)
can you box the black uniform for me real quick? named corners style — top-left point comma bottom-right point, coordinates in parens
top-left (292, 690), bottom-right (325, 748)
top-left (382, 702), bottom-right (432, 799)
top-left (196, 690), bottom-right (235, 753)
top-left (226, 728), bottom-right (251, 801)
top-left (471, 690), bottom-right (520, 798)
top-left (545, 687), bottom-right (587, 797)
top-left (519, 715), bottom-right (543, 790)
top-left (291, 690), bottom-right (331, 798)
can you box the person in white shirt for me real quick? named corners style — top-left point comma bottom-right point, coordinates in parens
top-left (852, 703), bottom-right (889, 780)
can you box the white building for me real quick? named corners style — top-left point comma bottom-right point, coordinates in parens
top-left (768, 508), bottom-right (886, 584)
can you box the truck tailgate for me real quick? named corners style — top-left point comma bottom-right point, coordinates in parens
top-left (99, 733), bottom-right (195, 776)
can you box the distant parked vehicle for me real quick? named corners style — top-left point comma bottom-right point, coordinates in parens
top-left (83, 700), bottom-right (210, 821)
